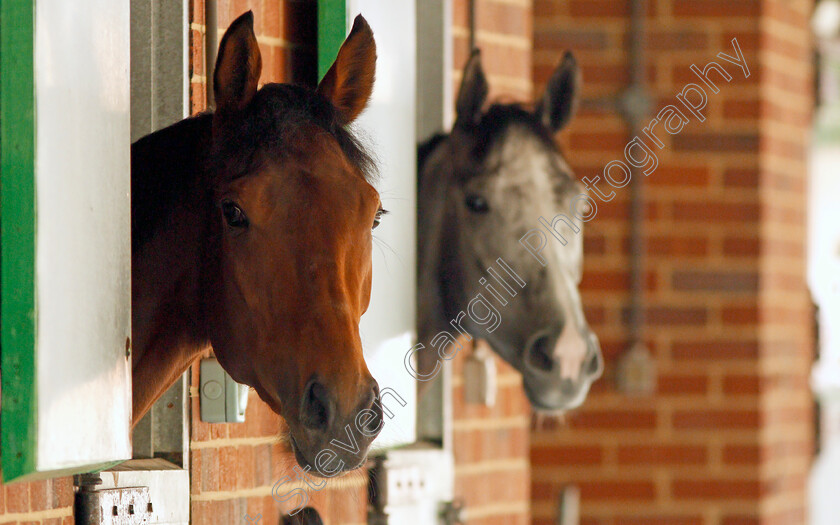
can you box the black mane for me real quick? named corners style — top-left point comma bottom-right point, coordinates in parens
top-left (131, 83), bottom-right (377, 250)
top-left (418, 103), bottom-right (558, 169)
top-left (472, 103), bottom-right (557, 161)
top-left (131, 113), bottom-right (213, 250)
top-left (211, 83), bottom-right (376, 184)
top-left (417, 103), bottom-right (561, 185)
top-left (417, 132), bottom-right (448, 169)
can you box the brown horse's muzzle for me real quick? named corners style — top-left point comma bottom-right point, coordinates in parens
top-left (290, 374), bottom-right (382, 476)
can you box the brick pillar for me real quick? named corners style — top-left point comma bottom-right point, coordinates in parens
top-left (530, 1), bottom-right (814, 524)
top-left (449, 1), bottom-right (535, 524)
top-left (756, 1), bottom-right (814, 523)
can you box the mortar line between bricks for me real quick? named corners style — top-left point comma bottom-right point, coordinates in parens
top-left (0, 507), bottom-right (73, 523)
top-left (452, 27), bottom-right (531, 49)
top-left (255, 35), bottom-right (293, 48)
top-left (191, 485), bottom-right (288, 501)
top-left (190, 22), bottom-right (300, 49)
top-left (191, 475), bottom-right (366, 501)
top-left (454, 458), bottom-right (529, 475)
top-left (451, 71), bottom-right (532, 92)
top-left (190, 436), bottom-right (284, 449)
top-left (451, 373), bottom-right (520, 387)
top-left (452, 416), bottom-right (530, 431)
top-left (462, 500), bottom-right (529, 520)
top-left (483, 0), bottom-right (530, 7)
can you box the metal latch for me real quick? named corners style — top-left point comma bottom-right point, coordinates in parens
top-left (75, 473), bottom-right (153, 525)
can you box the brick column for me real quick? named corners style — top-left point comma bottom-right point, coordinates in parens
top-left (449, 1), bottom-right (535, 524)
top-left (530, 1), bottom-right (814, 524)
top-left (756, 1), bottom-right (814, 523)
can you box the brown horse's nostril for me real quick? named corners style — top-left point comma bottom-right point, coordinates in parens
top-left (369, 381), bottom-right (380, 407)
top-left (355, 380), bottom-right (383, 436)
top-left (301, 379), bottom-right (334, 431)
top-left (282, 507), bottom-right (324, 525)
top-left (525, 333), bottom-right (555, 372)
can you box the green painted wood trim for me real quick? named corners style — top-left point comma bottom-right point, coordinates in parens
top-left (5, 461), bottom-right (127, 484)
top-left (0, 0), bottom-right (38, 483)
top-left (317, 0), bottom-right (347, 81)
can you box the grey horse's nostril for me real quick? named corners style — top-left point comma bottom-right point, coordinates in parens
top-left (526, 334), bottom-right (555, 372)
top-left (560, 378), bottom-right (576, 396)
top-left (587, 350), bottom-right (602, 376)
top-left (301, 379), bottom-right (333, 431)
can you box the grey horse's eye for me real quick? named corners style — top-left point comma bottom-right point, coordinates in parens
top-left (465, 194), bottom-right (490, 214)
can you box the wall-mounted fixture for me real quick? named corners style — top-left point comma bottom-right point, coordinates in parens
top-left (200, 358), bottom-right (249, 423)
top-left (463, 340), bottom-right (497, 406)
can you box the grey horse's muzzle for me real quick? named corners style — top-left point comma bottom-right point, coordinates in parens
top-left (521, 327), bottom-right (603, 411)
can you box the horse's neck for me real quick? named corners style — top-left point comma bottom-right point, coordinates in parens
top-left (416, 155), bottom-right (455, 342)
top-left (130, 114), bottom-right (215, 418)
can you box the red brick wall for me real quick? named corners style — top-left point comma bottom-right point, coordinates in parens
top-left (450, 1), bottom-right (535, 524)
top-left (530, 1), bottom-right (814, 524)
top-left (451, 343), bottom-right (533, 525)
top-left (0, 479), bottom-right (73, 524)
top-left (453, 0), bottom-right (534, 101)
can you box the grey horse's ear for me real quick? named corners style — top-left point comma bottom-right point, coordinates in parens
top-left (536, 51), bottom-right (580, 133)
top-left (455, 50), bottom-right (488, 128)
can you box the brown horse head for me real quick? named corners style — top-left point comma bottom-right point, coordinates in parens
top-left (205, 12), bottom-right (382, 474)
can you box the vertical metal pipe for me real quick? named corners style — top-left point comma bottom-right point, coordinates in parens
top-left (205, 0), bottom-right (218, 107)
top-left (629, 0), bottom-right (647, 88)
top-left (468, 0), bottom-right (476, 52)
top-left (626, 0), bottom-right (648, 348)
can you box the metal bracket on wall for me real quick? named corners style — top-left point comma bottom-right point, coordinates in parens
top-left (556, 485), bottom-right (580, 525)
top-left (200, 357), bottom-right (249, 423)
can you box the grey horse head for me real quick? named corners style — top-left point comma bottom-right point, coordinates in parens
top-left (417, 50), bottom-right (603, 411)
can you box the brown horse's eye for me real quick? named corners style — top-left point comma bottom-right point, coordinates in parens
top-left (221, 200), bottom-right (249, 228)
top-left (465, 194), bottom-right (490, 214)
top-left (372, 208), bottom-right (387, 230)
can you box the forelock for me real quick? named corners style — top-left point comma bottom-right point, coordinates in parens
top-left (210, 83), bottom-right (377, 183)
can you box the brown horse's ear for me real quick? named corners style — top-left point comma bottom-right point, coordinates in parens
top-left (535, 51), bottom-right (580, 133)
top-left (214, 11), bottom-right (262, 114)
top-left (455, 50), bottom-right (488, 128)
top-left (316, 15), bottom-right (376, 124)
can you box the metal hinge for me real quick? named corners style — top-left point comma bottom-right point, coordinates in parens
top-left (75, 473), bottom-right (153, 525)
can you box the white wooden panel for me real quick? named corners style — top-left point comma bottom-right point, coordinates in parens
top-left (808, 146), bottom-right (840, 525)
top-left (34, 0), bottom-right (132, 470)
top-left (348, 0), bottom-right (418, 448)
